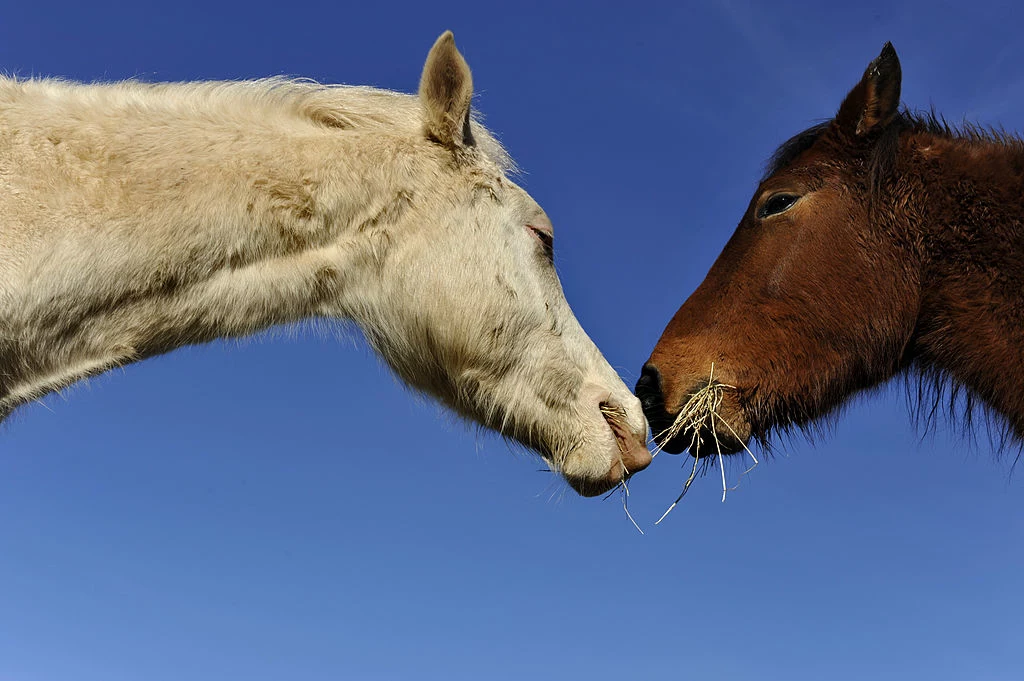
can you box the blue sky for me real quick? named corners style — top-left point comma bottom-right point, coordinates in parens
top-left (2, 2), bottom-right (1023, 680)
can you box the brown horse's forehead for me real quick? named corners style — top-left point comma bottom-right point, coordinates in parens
top-left (760, 144), bottom-right (847, 190)
top-left (766, 162), bottom-right (829, 183)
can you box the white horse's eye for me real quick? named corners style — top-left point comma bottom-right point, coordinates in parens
top-left (527, 225), bottom-right (554, 260)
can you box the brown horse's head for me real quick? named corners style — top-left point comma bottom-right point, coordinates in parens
top-left (638, 43), bottom-right (921, 455)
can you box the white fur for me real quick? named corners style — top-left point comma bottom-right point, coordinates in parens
top-left (0, 34), bottom-right (648, 492)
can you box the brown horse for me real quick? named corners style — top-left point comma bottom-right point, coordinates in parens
top-left (636, 43), bottom-right (1024, 459)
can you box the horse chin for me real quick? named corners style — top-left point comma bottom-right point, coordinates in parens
top-left (563, 433), bottom-right (649, 497)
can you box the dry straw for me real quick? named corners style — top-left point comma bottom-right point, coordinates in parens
top-left (652, 363), bottom-right (760, 525)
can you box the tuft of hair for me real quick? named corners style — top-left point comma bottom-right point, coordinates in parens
top-left (764, 107), bottom-right (1024, 188)
top-left (905, 364), bottom-right (1022, 470)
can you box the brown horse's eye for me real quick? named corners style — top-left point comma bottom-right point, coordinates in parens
top-left (757, 193), bottom-right (800, 219)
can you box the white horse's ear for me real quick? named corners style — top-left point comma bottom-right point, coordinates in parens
top-left (419, 31), bottom-right (474, 148)
top-left (835, 42), bottom-right (902, 138)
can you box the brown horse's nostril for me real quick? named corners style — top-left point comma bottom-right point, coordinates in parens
top-left (635, 363), bottom-right (664, 411)
top-left (636, 363), bottom-right (681, 449)
top-left (637, 363), bottom-right (701, 454)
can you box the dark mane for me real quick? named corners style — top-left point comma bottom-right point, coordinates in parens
top-left (901, 109), bottom-right (1024, 147)
top-left (875, 111), bottom-right (1024, 195)
top-left (763, 109), bottom-right (1024, 193)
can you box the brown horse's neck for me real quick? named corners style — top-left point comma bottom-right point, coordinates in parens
top-left (899, 132), bottom-right (1024, 432)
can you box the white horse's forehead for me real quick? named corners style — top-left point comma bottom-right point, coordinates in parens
top-left (529, 208), bottom-right (553, 230)
top-left (498, 180), bottom-right (549, 228)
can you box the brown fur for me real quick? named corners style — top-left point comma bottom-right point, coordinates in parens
top-left (637, 43), bottom-right (1024, 458)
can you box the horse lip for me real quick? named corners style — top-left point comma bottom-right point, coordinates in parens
top-left (654, 429), bottom-right (690, 454)
top-left (647, 399), bottom-right (750, 456)
top-left (670, 426), bottom-right (746, 456)
top-left (562, 405), bottom-right (651, 497)
top-left (643, 404), bottom-right (684, 453)
top-left (653, 412), bottom-right (749, 457)
top-left (600, 404), bottom-right (652, 474)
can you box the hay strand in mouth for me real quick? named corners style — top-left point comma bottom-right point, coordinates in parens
top-left (653, 364), bottom-right (725, 524)
top-left (653, 363), bottom-right (761, 524)
top-left (651, 363), bottom-right (729, 458)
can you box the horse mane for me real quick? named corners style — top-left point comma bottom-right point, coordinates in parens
top-left (762, 109), bottom-right (1024, 185)
top-left (901, 109), bottom-right (1024, 148)
top-left (0, 74), bottom-right (515, 173)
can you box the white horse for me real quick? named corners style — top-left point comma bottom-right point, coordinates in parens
top-left (0, 32), bottom-right (650, 496)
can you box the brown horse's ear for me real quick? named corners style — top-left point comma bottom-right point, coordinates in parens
top-left (419, 31), bottom-right (475, 149)
top-left (835, 42), bottom-right (902, 138)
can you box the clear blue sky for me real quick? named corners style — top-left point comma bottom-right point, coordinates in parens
top-left (2, 2), bottom-right (1023, 680)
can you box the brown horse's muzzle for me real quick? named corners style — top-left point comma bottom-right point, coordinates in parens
top-left (635, 364), bottom-right (751, 456)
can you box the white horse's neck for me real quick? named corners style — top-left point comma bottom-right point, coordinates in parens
top-left (0, 80), bottom-right (423, 417)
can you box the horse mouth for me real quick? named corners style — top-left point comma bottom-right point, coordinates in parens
top-left (643, 388), bottom-right (751, 457)
top-left (654, 421), bottom-right (747, 456)
top-left (565, 403), bottom-right (652, 497)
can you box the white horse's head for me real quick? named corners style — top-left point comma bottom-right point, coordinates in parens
top-left (347, 33), bottom-right (650, 495)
